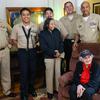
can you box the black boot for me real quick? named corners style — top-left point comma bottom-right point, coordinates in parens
top-left (47, 92), bottom-right (53, 99)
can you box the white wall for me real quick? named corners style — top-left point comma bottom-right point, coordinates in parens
top-left (6, 0), bottom-right (48, 7)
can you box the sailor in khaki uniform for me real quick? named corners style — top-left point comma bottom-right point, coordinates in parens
top-left (0, 20), bottom-right (16, 97)
top-left (11, 22), bottom-right (38, 49)
top-left (11, 8), bottom-right (38, 100)
top-left (60, 1), bottom-right (81, 71)
top-left (39, 7), bottom-right (68, 39)
top-left (77, 1), bottom-right (100, 43)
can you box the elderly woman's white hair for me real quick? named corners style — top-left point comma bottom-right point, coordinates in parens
top-left (79, 49), bottom-right (94, 62)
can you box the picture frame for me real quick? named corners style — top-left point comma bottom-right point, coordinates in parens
top-left (93, 2), bottom-right (100, 14)
top-left (6, 7), bottom-right (47, 27)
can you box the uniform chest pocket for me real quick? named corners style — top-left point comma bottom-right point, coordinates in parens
top-left (30, 32), bottom-right (36, 37)
top-left (17, 29), bottom-right (26, 37)
top-left (89, 21), bottom-right (97, 28)
top-left (18, 32), bottom-right (25, 37)
top-left (30, 32), bottom-right (37, 43)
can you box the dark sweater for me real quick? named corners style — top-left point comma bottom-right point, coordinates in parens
top-left (72, 61), bottom-right (100, 91)
top-left (39, 28), bottom-right (64, 58)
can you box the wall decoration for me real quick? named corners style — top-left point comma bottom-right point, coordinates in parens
top-left (6, 7), bottom-right (47, 27)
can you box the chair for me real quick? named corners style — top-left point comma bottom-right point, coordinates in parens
top-left (58, 43), bottom-right (100, 100)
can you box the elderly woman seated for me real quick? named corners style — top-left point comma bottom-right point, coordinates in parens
top-left (69, 49), bottom-right (100, 100)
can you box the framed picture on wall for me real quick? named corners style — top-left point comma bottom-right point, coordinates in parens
top-left (93, 2), bottom-right (100, 14)
top-left (6, 7), bottom-right (47, 27)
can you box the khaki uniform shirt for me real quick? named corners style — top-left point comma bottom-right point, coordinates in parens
top-left (0, 20), bottom-right (9, 49)
top-left (77, 14), bottom-right (100, 43)
top-left (11, 22), bottom-right (38, 48)
top-left (39, 20), bottom-right (68, 39)
top-left (60, 13), bottom-right (81, 39)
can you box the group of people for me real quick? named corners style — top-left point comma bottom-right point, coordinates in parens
top-left (0, 1), bottom-right (100, 100)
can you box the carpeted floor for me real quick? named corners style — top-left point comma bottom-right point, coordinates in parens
top-left (0, 88), bottom-right (57, 100)
top-left (0, 76), bottom-right (49, 100)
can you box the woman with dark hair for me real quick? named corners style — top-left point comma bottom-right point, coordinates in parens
top-left (39, 18), bottom-right (64, 100)
top-left (43, 17), bottom-right (53, 30)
